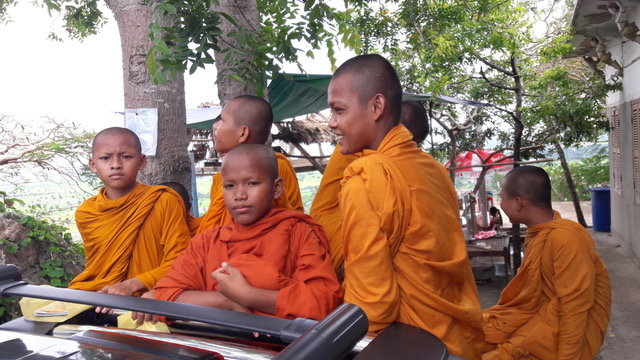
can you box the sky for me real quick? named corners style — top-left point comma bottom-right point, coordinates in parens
top-left (1, 3), bottom-right (349, 133)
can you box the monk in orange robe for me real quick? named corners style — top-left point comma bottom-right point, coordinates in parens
top-left (134, 144), bottom-right (342, 323)
top-left (325, 54), bottom-right (484, 360)
top-left (310, 101), bottom-right (430, 274)
top-left (69, 128), bottom-right (191, 303)
top-left (195, 95), bottom-right (303, 234)
top-left (482, 166), bottom-right (611, 359)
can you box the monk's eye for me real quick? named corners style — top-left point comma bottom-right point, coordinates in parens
top-left (248, 181), bottom-right (259, 186)
top-left (99, 156), bottom-right (109, 161)
top-left (223, 184), bottom-right (234, 189)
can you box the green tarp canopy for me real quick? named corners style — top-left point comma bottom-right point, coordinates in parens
top-left (187, 73), bottom-right (487, 129)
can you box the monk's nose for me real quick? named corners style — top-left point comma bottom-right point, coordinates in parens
top-left (234, 188), bottom-right (247, 201)
top-left (328, 112), bottom-right (337, 129)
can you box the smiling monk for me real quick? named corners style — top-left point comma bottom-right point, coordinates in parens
top-left (324, 54), bottom-right (484, 359)
top-left (69, 127), bottom-right (191, 304)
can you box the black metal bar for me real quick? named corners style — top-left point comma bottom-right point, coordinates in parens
top-left (0, 264), bottom-right (367, 355)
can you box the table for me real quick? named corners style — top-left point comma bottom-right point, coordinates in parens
top-left (467, 234), bottom-right (511, 277)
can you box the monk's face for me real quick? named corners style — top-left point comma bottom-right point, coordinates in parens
top-left (221, 153), bottom-right (283, 226)
top-left (328, 74), bottom-right (378, 154)
top-left (89, 133), bottom-right (147, 200)
top-left (214, 100), bottom-right (245, 154)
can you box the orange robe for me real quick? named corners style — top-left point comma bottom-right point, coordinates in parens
top-left (154, 208), bottom-right (343, 320)
top-left (195, 153), bottom-right (303, 234)
top-left (482, 212), bottom-right (611, 360)
top-left (309, 144), bottom-right (357, 272)
top-left (339, 125), bottom-right (484, 360)
top-left (69, 184), bottom-right (192, 292)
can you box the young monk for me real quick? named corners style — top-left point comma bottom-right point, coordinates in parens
top-left (325, 54), bottom-right (484, 360)
top-left (193, 95), bottom-right (303, 234)
top-left (69, 127), bottom-right (191, 301)
top-left (138, 144), bottom-right (342, 322)
top-left (310, 100), bottom-right (429, 273)
top-left (482, 166), bottom-right (611, 359)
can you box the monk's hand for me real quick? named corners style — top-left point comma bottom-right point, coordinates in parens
top-left (212, 262), bottom-right (252, 306)
top-left (131, 290), bottom-right (158, 325)
top-left (99, 278), bottom-right (145, 296)
top-left (96, 278), bottom-right (147, 313)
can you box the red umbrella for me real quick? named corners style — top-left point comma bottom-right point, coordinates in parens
top-left (444, 149), bottom-right (513, 178)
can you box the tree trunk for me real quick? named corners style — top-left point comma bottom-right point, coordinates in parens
top-left (448, 131), bottom-right (457, 184)
top-left (554, 140), bottom-right (588, 227)
top-left (211, 0), bottom-right (259, 104)
top-left (511, 54), bottom-right (524, 274)
top-left (105, 0), bottom-right (191, 191)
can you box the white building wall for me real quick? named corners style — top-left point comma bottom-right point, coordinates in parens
top-left (605, 5), bottom-right (640, 265)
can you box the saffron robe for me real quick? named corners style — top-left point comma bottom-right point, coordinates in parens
top-left (195, 153), bottom-right (303, 234)
top-left (69, 184), bottom-right (192, 292)
top-left (482, 212), bottom-right (611, 360)
top-left (339, 125), bottom-right (484, 360)
top-left (309, 144), bottom-right (357, 272)
top-left (154, 208), bottom-right (343, 320)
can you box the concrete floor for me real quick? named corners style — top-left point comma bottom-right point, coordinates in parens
top-left (473, 227), bottom-right (640, 359)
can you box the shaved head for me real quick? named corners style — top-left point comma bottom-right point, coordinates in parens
top-left (222, 143), bottom-right (279, 180)
top-left (333, 54), bottom-right (403, 123)
top-left (92, 127), bottom-right (141, 155)
top-left (400, 100), bottom-right (429, 144)
top-left (226, 95), bottom-right (273, 143)
top-left (502, 166), bottom-right (552, 209)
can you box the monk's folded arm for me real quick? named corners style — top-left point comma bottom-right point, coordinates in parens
top-left (154, 233), bottom-right (211, 303)
top-left (174, 290), bottom-right (236, 309)
top-left (241, 288), bottom-right (279, 315)
top-left (341, 175), bottom-right (400, 332)
top-left (137, 193), bottom-right (192, 289)
top-left (550, 231), bottom-right (597, 359)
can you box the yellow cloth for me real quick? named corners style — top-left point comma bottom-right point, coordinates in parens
top-left (117, 312), bottom-right (170, 333)
top-left (19, 296), bottom-right (91, 323)
top-left (309, 144), bottom-right (357, 272)
top-left (339, 125), bottom-right (484, 360)
top-left (195, 153), bottom-right (303, 234)
top-left (69, 184), bottom-right (192, 292)
top-left (482, 212), bottom-right (611, 360)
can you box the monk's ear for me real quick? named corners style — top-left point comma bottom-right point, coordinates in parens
top-left (88, 158), bottom-right (97, 173)
top-left (138, 154), bottom-right (148, 170)
top-left (238, 126), bottom-right (250, 144)
top-left (273, 177), bottom-right (284, 199)
top-left (371, 93), bottom-right (386, 122)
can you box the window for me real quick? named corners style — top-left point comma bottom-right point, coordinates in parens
top-left (633, 101), bottom-right (640, 203)
top-left (610, 107), bottom-right (622, 193)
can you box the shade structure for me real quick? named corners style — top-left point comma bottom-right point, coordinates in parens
top-left (444, 149), bottom-right (513, 178)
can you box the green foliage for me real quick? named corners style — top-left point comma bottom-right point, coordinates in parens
top-left (147, 0), bottom-right (345, 95)
top-left (543, 147), bottom-right (609, 201)
top-left (0, 190), bottom-right (84, 320)
top-left (0, 0), bottom-right (107, 40)
top-left (148, 0), bottom-right (223, 84)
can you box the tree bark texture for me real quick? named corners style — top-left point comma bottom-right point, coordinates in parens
top-left (105, 0), bottom-right (191, 191)
top-left (554, 140), bottom-right (588, 227)
top-left (211, 0), bottom-right (259, 104)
